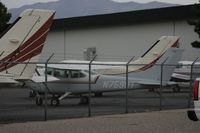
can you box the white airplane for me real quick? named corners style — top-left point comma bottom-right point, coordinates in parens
top-left (171, 61), bottom-right (200, 82)
top-left (0, 9), bottom-right (55, 85)
top-left (26, 36), bottom-right (183, 106)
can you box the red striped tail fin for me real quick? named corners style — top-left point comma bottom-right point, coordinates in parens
top-left (0, 9), bottom-right (55, 79)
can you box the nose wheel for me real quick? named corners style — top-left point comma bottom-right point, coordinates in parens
top-left (50, 97), bottom-right (60, 106)
top-left (35, 96), bottom-right (60, 106)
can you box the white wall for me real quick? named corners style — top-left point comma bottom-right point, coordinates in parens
top-left (42, 31), bottom-right (65, 61)
top-left (42, 20), bottom-right (200, 62)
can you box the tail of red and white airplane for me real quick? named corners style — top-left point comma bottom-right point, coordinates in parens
top-left (96, 36), bottom-right (183, 85)
top-left (129, 48), bottom-right (183, 86)
top-left (0, 9), bottom-right (55, 80)
top-left (128, 36), bottom-right (183, 85)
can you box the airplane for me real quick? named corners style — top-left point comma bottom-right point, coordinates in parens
top-left (171, 61), bottom-right (200, 82)
top-left (0, 9), bottom-right (55, 85)
top-left (25, 36), bottom-right (183, 106)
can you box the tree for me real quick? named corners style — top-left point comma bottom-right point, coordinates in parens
top-left (0, 1), bottom-right (11, 33)
top-left (188, 2), bottom-right (200, 48)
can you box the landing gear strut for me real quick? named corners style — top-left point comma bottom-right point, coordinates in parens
top-left (34, 92), bottom-right (72, 106)
top-left (35, 95), bottom-right (60, 106)
top-left (36, 96), bottom-right (43, 106)
top-left (29, 90), bottom-right (37, 98)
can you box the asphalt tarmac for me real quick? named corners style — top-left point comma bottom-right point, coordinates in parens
top-left (0, 86), bottom-right (191, 123)
top-left (0, 109), bottom-right (200, 133)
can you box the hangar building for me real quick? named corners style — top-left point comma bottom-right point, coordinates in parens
top-left (41, 5), bottom-right (200, 62)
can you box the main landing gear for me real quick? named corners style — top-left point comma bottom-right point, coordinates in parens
top-left (35, 92), bottom-right (70, 107)
top-left (35, 94), bottom-right (90, 106)
top-left (50, 97), bottom-right (60, 106)
top-left (35, 95), bottom-right (60, 107)
top-left (36, 96), bottom-right (43, 106)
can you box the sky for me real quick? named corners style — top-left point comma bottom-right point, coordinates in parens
top-left (0, 0), bottom-right (199, 9)
top-left (112, 0), bottom-right (198, 5)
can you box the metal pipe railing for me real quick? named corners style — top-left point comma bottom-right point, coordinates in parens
top-left (88, 55), bottom-right (97, 117)
top-left (125, 56), bottom-right (135, 113)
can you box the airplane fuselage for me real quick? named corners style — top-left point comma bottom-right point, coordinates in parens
top-left (27, 73), bottom-right (148, 95)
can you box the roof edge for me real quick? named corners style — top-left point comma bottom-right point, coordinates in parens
top-left (51, 4), bottom-right (196, 30)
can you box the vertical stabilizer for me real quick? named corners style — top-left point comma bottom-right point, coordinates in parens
top-left (0, 9), bottom-right (55, 79)
top-left (96, 36), bottom-right (181, 76)
top-left (129, 47), bottom-right (183, 84)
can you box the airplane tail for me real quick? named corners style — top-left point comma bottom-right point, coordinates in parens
top-left (129, 47), bottom-right (183, 85)
top-left (97, 36), bottom-right (182, 81)
top-left (0, 9), bottom-right (55, 79)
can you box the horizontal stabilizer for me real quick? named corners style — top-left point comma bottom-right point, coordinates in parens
top-left (0, 75), bottom-right (18, 83)
top-left (135, 80), bottom-right (177, 86)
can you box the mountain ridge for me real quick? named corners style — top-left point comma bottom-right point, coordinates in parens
top-left (9, 0), bottom-right (178, 22)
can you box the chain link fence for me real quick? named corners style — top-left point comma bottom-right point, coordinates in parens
top-left (0, 57), bottom-right (199, 123)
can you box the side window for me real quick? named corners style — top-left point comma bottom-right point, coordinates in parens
top-left (70, 70), bottom-right (86, 78)
top-left (52, 69), bottom-right (86, 78)
top-left (71, 70), bottom-right (79, 78)
top-left (54, 69), bottom-right (65, 78)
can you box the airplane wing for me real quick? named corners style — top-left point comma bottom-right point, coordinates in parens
top-left (37, 60), bottom-right (124, 70)
top-left (31, 75), bottom-right (60, 83)
top-left (171, 73), bottom-right (190, 82)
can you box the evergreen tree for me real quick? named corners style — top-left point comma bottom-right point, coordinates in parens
top-left (0, 1), bottom-right (11, 33)
top-left (188, 2), bottom-right (200, 48)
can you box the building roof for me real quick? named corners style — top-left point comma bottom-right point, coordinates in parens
top-left (51, 5), bottom-right (195, 30)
